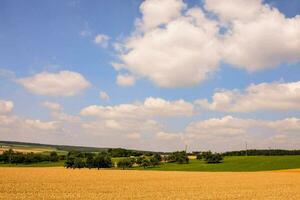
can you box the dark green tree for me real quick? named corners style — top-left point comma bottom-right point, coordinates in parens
top-left (73, 157), bottom-right (85, 169)
top-left (94, 152), bottom-right (112, 169)
top-left (149, 157), bottom-right (160, 167)
top-left (117, 158), bottom-right (133, 169)
top-left (50, 151), bottom-right (59, 162)
top-left (85, 155), bottom-right (94, 169)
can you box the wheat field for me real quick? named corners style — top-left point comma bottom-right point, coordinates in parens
top-left (0, 168), bottom-right (299, 200)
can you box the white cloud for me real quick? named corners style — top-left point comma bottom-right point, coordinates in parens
top-left (116, 74), bottom-right (136, 86)
top-left (138, 0), bottom-right (186, 31)
top-left (0, 100), bottom-right (14, 115)
top-left (99, 91), bottom-right (110, 101)
top-left (126, 132), bottom-right (141, 139)
top-left (80, 97), bottom-right (195, 119)
top-left (25, 119), bottom-right (60, 131)
top-left (197, 81), bottom-right (300, 112)
top-left (155, 131), bottom-right (181, 140)
top-left (113, 0), bottom-right (300, 87)
top-left (42, 101), bottom-right (62, 111)
top-left (184, 116), bottom-right (300, 151)
top-left (94, 34), bottom-right (109, 47)
top-left (118, 3), bottom-right (221, 87)
top-left (204, 0), bottom-right (263, 23)
top-left (17, 71), bottom-right (90, 96)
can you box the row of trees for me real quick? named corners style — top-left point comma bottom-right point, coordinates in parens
top-left (223, 149), bottom-right (300, 156)
top-left (117, 155), bottom-right (161, 169)
top-left (64, 151), bottom-right (112, 169)
top-left (64, 151), bottom-right (163, 169)
top-left (0, 149), bottom-right (62, 164)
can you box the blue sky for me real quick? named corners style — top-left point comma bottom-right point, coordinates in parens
top-left (0, 0), bottom-right (299, 151)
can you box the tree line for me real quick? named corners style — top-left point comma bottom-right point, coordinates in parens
top-left (0, 149), bottom-right (63, 164)
top-left (64, 151), bottom-right (192, 169)
top-left (222, 149), bottom-right (300, 156)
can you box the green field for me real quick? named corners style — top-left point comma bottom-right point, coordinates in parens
top-left (133, 156), bottom-right (300, 172)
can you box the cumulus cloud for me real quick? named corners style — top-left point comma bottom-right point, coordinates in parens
top-left (126, 133), bottom-right (141, 139)
top-left (138, 0), bottom-right (186, 31)
top-left (42, 101), bottom-right (62, 111)
top-left (0, 100), bottom-right (14, 115)
top-left (17, 71), bottom-right (90, 96)
top-left (184, 116), bottom-right (300, 151)
top-left (24, 119), bottom-right (60, 131)
top-left (113, 0), bottom-right (300, 87)
top-left (94, 34), bottom-right (110, 47)
top-left (215, 1), bottom-right (300, 71)
top-left (116, 74), bottom-right (136, 86)
top-left (80, 97), bottom-right (195, 119)
top-left (155, 131), bottom-right (182, 140)
top-left (99, 91), bottom-right (110, 101)
top-left (196, 81), bottom-right (300, 112)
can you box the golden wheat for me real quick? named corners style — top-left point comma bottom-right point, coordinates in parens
top-left (0, 167), bottom-right (299, 200)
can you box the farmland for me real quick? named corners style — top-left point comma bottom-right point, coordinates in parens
top-left (134, 156), bottom-right (300, 171)
top-left (0, 167), bottom-right (300, 200)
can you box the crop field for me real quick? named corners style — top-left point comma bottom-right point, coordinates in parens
top-left (0, 167), bottom-right (299, 200)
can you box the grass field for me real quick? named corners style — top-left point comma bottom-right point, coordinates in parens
top-left (134, 156), bottom-right (300, 171)
top-left (0, 167), bottom-right (299, 200)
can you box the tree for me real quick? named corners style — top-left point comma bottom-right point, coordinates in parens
top-left (165, 151), bottom-right (189, 164)
top-left (196, 153), bottom-right (203, 160)
top-left (94, 152), bottom-right (112, 169)
top-left (50, 151), bottom-right (59, 162)
top-left (73, 157), bottom-right (85, 169)
top-left (85, 155), bottom-right (94, 169)
top-left (153, 153), bottom-right (162, 161)
top-left (117, 158), bottom-right (133, 169)
top-left (65, 156), bottom-right (75, 168)
top-left (149, 157), bottom-right (160, 167)
top-left (141, 158), bottom-right (151, 168)
top-left (204, 153), bottom-right (223, 164)
top-left (136, 156), bottom-right (144, 165)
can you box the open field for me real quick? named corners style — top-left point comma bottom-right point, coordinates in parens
top-left (134, 156), bottom-right (300, 171)
top-left (0, 142), bottom-right (66, 155)
top-left (0, 167), bottom-right (300, 200)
